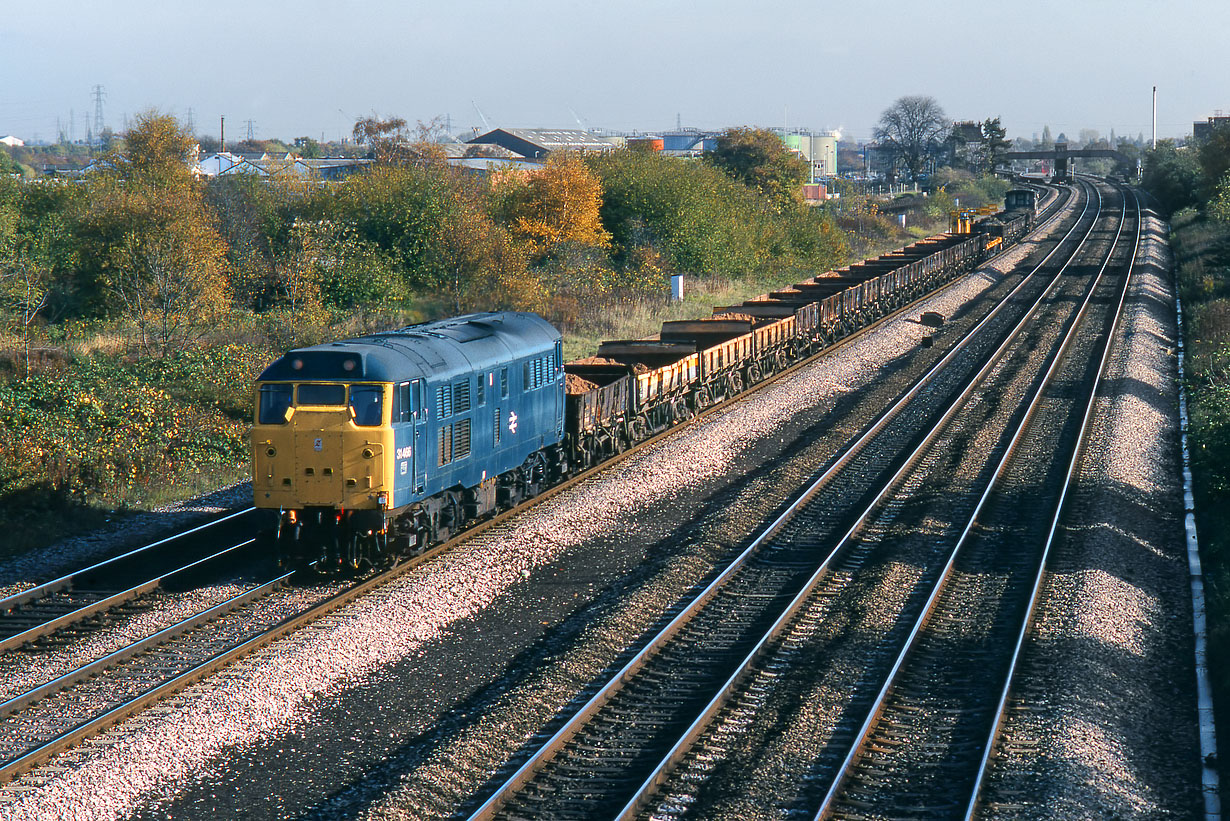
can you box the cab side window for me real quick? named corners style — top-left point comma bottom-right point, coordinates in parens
top-left (349, 384), bottom-right (384, 427)
top-left (258, 384), bottom-right (293, 424)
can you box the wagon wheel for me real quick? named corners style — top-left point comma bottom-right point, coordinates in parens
top-left (728, 372), bottom-right (744, 396)
top-left (746, 363), bottom-right (763, 385)
top-left (692, 386), bottom-right (711, 411)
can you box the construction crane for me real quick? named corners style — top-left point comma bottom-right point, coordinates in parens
top-left (471, 101), bottom-right (491, 133)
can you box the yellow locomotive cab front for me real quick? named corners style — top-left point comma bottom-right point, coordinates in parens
top-left (252, 381), bottom-right (394, 513)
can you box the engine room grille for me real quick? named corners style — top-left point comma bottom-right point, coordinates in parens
top-left (436, 386), bottom-right (452, 419)
top-left (438, 424), bottom-right (453, 465)
top-left (454, 418), bottom-right (471, 459)
top-left (453, 381), bottom-right (471, 414)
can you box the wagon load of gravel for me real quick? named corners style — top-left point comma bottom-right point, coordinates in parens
top-left (565, 373), bottom-right (601, 394)
top-left (571, 356), bottom-right (625, 367)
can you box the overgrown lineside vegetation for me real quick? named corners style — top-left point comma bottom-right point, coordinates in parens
top-left (1141, 126), bottom-right (1230, 789)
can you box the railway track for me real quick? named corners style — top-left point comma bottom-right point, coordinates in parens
top-left (458, 179), bottom-right (1140, 819)
top-left (652, 180), bottom-right (1139, 821)
top-left (0, 182), bottom-right (1074, 791)
top-left (814, 184), bottom-right (1138, 819)
top-left (0, 507), bottom-right (259, 652)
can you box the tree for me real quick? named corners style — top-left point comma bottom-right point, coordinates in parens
top-left (0, 200), bottom-right (51, 378)
top-left (1040, 125), bottom-right (1054, 150)
top-left (500, 152), bottom-right (611, 257)
top-left (980, 117), bottom-right (1010, 174)
top-left (873, 95), bottom-right (948, 183)
top-left (78, 111), bottom-right (231, 354)
top-left (352, 114), bottom-right (412, 164)
top-left (1197, 128), bottom-right (1230, 201)
top-left (706, 127), bottom-right (809, 211)
top-left (1141, 140), bottom-right (1202, 214)
top-left (292, 137), bottom-right (323, 159)
top-left (1210, 173), bottom-right (1230, 223)
top-left (0, 148), bottom-right (22, 178)
top-left (352, 115), bottom-right (447, 165)
top-left (1078, 128), bottom-right (1101, 148)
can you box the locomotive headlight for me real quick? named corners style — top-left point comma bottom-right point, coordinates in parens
top-left (362, 448), bottom-right (374, 459)
top-left (266, 447), bottom-right (277, 457)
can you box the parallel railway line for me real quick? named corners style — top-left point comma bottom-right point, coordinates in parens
top-left (460, 178), bottom-right (1143, 819)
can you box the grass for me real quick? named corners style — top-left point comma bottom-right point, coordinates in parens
top-left (1170, 207), bottom-right (1230, 789)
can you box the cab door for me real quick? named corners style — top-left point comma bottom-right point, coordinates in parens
top-left (412, 379), bottom-right (427, 495)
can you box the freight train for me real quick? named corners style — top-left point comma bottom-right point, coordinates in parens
top-left (251, 193), bottom-right (1038, 571)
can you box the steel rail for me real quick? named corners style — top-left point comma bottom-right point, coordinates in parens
top-left (0, 506), bottom-right (257, 612)
top-left (0, 540), bottom-right (260, 721)
top-left (814, 180), bottom-right (1132, 819)
top-left (961, 185), bottom-right (1141, 819)
top-left (466, 182), bottom-right (1094, 820)
top-left (0, 539), bottom-right (256, 653)
top-left (613, 182), bottom-right (1101, 821)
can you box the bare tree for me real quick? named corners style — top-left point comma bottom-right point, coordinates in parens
top-left (352, 114), bottom-right (449, 165)
top-left (0, 253), bottom-right (49, 379)
top-left (112, 226), bottom-right (229, 358)
top-left (874, 95), bottom-right (948, 183)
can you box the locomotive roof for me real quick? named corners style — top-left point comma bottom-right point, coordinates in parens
top-left (257, 311), bottom-right (560, 383)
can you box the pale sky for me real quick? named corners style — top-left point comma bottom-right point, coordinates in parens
top-left (2, 0), bottom-right (1226, 145)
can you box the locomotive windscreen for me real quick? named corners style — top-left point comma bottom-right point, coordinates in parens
top-left (261, 350), bottom-right (365, 381)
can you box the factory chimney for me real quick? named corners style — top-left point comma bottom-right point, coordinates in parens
top-left (1152, 86), bottom-right (1157, 149)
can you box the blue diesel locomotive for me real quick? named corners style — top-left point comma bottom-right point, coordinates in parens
top-left (251, 312), bottom-right (568, 566)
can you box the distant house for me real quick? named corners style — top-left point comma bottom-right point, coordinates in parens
top-left (196, 152), bottom-right (247, 176)
top-left (466, 128), bottom-right (616, 160)
top-left (0, 135), bottom-right (23, 148)
top-left (195, 152), bottom-right (370, 180)
top-left (947, 121), bottom-right (985, 167)
top-left (448, 157), bottom-right (548, 176)
top-left (292, 157), bottom-right (372, 180)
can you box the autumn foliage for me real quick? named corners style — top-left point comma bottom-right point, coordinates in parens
top-left (500, 152), bottom-right (611, 257)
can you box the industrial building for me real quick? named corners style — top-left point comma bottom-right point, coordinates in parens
top-left (466, 128), bottom-right (617, 159)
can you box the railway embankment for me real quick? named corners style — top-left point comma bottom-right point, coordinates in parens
top-left (1169, 205), bottom-right (1230, 798)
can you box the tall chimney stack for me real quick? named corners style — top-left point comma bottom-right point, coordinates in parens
top-left (1152, 86), bottom-right (1157, 149)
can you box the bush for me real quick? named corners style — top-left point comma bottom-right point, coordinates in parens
top-left (589, 149), bottom-right (846, 278)
top-left (0, 353), bottom-right (252, 507)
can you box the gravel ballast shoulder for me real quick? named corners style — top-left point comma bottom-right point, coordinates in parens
top-left (981, 203), bottom-right (1202, 818)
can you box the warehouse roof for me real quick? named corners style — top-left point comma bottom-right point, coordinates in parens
top-left (466, 128), bottom-right (616, 158)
